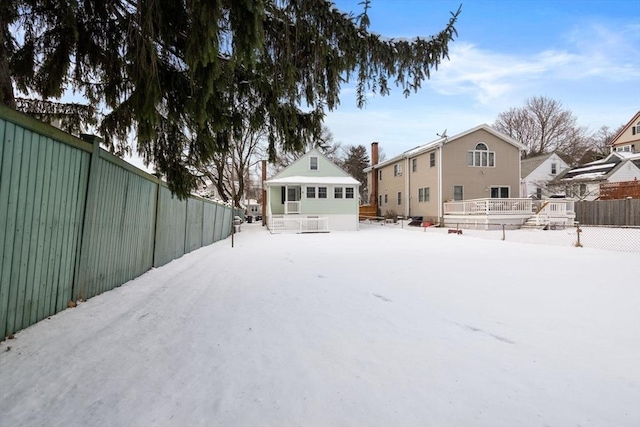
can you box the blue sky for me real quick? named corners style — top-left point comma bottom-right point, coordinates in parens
top-left (325, 0), bottom-right (640, 158)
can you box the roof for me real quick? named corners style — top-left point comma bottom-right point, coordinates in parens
top-left (520, 153), bottom-right (553, 178)
top-left (265, 176), bottom-right (360, 186)
top-left (549, 152), bottom-right (640, 183)
top-left (265, 148), bottom-right (360, 186)
top-left (365, 124), bottom-right (526, 172)
top-left (610, 111), bottom-right (640, 148)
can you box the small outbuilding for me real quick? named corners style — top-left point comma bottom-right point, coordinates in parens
top-left (264, 149), bottom-right (360, 232)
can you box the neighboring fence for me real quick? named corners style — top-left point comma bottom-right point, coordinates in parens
top-left (599, 180), bottom-right (640, 200)
top-left (359, 205), bottom-right (377, 220)
top-left (575, 199), bottom-right (640, 226)
top-left (0, 105), bottom-right (240, 339)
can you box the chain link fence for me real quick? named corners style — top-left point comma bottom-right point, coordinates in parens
top-left (398, 222), bottom-right (640, 253)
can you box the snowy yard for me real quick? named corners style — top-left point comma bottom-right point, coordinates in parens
top-left (1, 223), bottom-right (639, 427)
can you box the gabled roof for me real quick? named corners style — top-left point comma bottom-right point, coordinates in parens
top-left (265, 148), bottom-right (360, 186)
top-left (521, 153), bottom-right (553, 178)
top-left (550, 152), bottom-right (640, 183)
top-left (365, 124), bottom-right (526, 171)
top-left (610, 111), bottom-right (640, 148)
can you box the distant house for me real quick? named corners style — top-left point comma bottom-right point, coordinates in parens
top-left (610, 111), bottom-right (640, 154)
top-left (547, 151), bottom-right (640, 200)
top-left (520, 152), bottom-right (569, 198)
top-left (264, 148), bottom-right (360, 232)
top-left (365, 124), bottom-right (526, 224)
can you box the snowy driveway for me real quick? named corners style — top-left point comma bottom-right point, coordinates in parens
top-left (1, 223), bottom-right (639, 427)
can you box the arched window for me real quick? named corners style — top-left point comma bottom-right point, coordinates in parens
top-left (634, 121), bottom-right (640, 135)
top-left (467, 142), bottom-right (495, 167)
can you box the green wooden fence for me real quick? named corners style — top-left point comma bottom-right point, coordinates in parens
top-left (0, 104), bottom-right (240, 339)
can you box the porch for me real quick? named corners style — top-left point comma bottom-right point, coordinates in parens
top-left (442, 198), bottom-right (576, 229)
top-left (269, 215), bottom-right (330, 233)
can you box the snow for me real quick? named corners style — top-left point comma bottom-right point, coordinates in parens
top-left (569, 163), bottom-right (617, 174)
top-left (1, 224), bottom-right (639, 426)
top-left (265, 176), bottom-right (360, 185)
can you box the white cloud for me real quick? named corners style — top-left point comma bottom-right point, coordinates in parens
top-left (427, 21), bottom-right (640, 105)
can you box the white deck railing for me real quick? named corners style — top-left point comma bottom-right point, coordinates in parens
top-left (269, 216), bottom-right (329, 233)
top-left (535, 200), bottom-right (575, 217)
top-left (444, 198), bottom-right (533, 215)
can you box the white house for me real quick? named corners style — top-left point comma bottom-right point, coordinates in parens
top-left (264, 149), bottom-right (360, 232)
top-left (547, 151), bottom-right (640, 200)
top-left (520, 152), bottom-right (569, 198)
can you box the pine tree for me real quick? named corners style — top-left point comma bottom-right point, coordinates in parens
top-left (341, 145), bottom-right (370, 201)
top-left (2, 0), bottom-right (461, 198)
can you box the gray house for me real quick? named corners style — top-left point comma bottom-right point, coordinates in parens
top-left (264, 149), bottom-right (360, 232)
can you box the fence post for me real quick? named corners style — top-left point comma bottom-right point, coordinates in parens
top-left (575, 223), bottom-right (582, 247)
top-left (502, 224), bottom-right (505, 241)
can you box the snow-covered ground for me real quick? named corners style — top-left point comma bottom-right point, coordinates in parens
top-left (1, 223), bottom-right (639, 427)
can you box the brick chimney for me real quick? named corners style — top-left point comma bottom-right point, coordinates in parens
top-left (370, 142), bottom-right (379, 207)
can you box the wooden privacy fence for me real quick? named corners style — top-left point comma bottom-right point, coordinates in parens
top-left (599, 180), bottom-right (640, 200)
top-left (0, 105), bottom-right (241, 339)
top-left (575, 199), bottom-right (640, 226)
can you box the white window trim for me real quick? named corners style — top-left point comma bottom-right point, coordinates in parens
top-left (453, 185), bottom-right (464, 201)
top-left (306, 186), bottom-right (316, 198)
top-left (309, 156), bottom-right (319, 171)
top-left (318, 186), bottom-right (328, 199)
top-left (467, 142), bottom-right (495, 167)
top-left (490, 186), bottom-right (510, 198)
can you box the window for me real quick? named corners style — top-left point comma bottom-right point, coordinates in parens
top-left (418, 187), bottom-right (430, 202)
top-left (287, 186), bottom-right (301, 201)
top-left (430, 152), bottom-right (435, 167)
top-left (309, 156), bottom-right (318, 170)
top-left (633, 121), bottom-right (640, 135)
top-left (318, 187), bottom-right (327, 199)
top-left (412, 158), bottom-right (417, 172)
top-left (551, 162), bottom-right (557, 174)
top-left (378, 195), bottom-right (382, 206)
top-left (536, 188), bottom-right (542, 199)
top-left (579, 184), bottom-right (587, 197)
top-left (397, 192), bottom-right (402, 205)
top-left (394, 163), bottom-right (403, 176)
top-left (378, 170), bottom-right (382, 180)
top-left (453, 186), bottom-right (463, 201)
top-left (345, 187), bottom-right (355, 199)
top-left (467, 143), bottom-right (495, 167)
top-left (490, 186), bottom-right (510, 198)
top-left (384, 194), bottom-right (388, 204)
top-left (334, 187), bottom-right (343, 199)
top-left (307, 186), bottom-right (316, 198)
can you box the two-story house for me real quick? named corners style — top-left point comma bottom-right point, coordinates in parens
top-left (610, 111), bottom-right (639, 154)
top-left (365, 124), bottom-right (526, 224)
top-left (520, 152), bottom-right (569, 198)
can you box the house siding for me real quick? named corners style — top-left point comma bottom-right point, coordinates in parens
top-left (407, 149), bottom-right (440, 219)
top-left (609, 161), bottom-right (640, 183)
top-left (302, 185), bottom-right (358, 215)
top-left (522, 153), bottom-right (569, 198)
top-left (377, 161), bottom-right (406, 216)
top-left (274, 152), bottom-right (349, 178)
top-left (441, 129), bottom-right (520, 202)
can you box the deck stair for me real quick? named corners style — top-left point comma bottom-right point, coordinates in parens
top-left (522, 214), bottom-right (550, 229)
